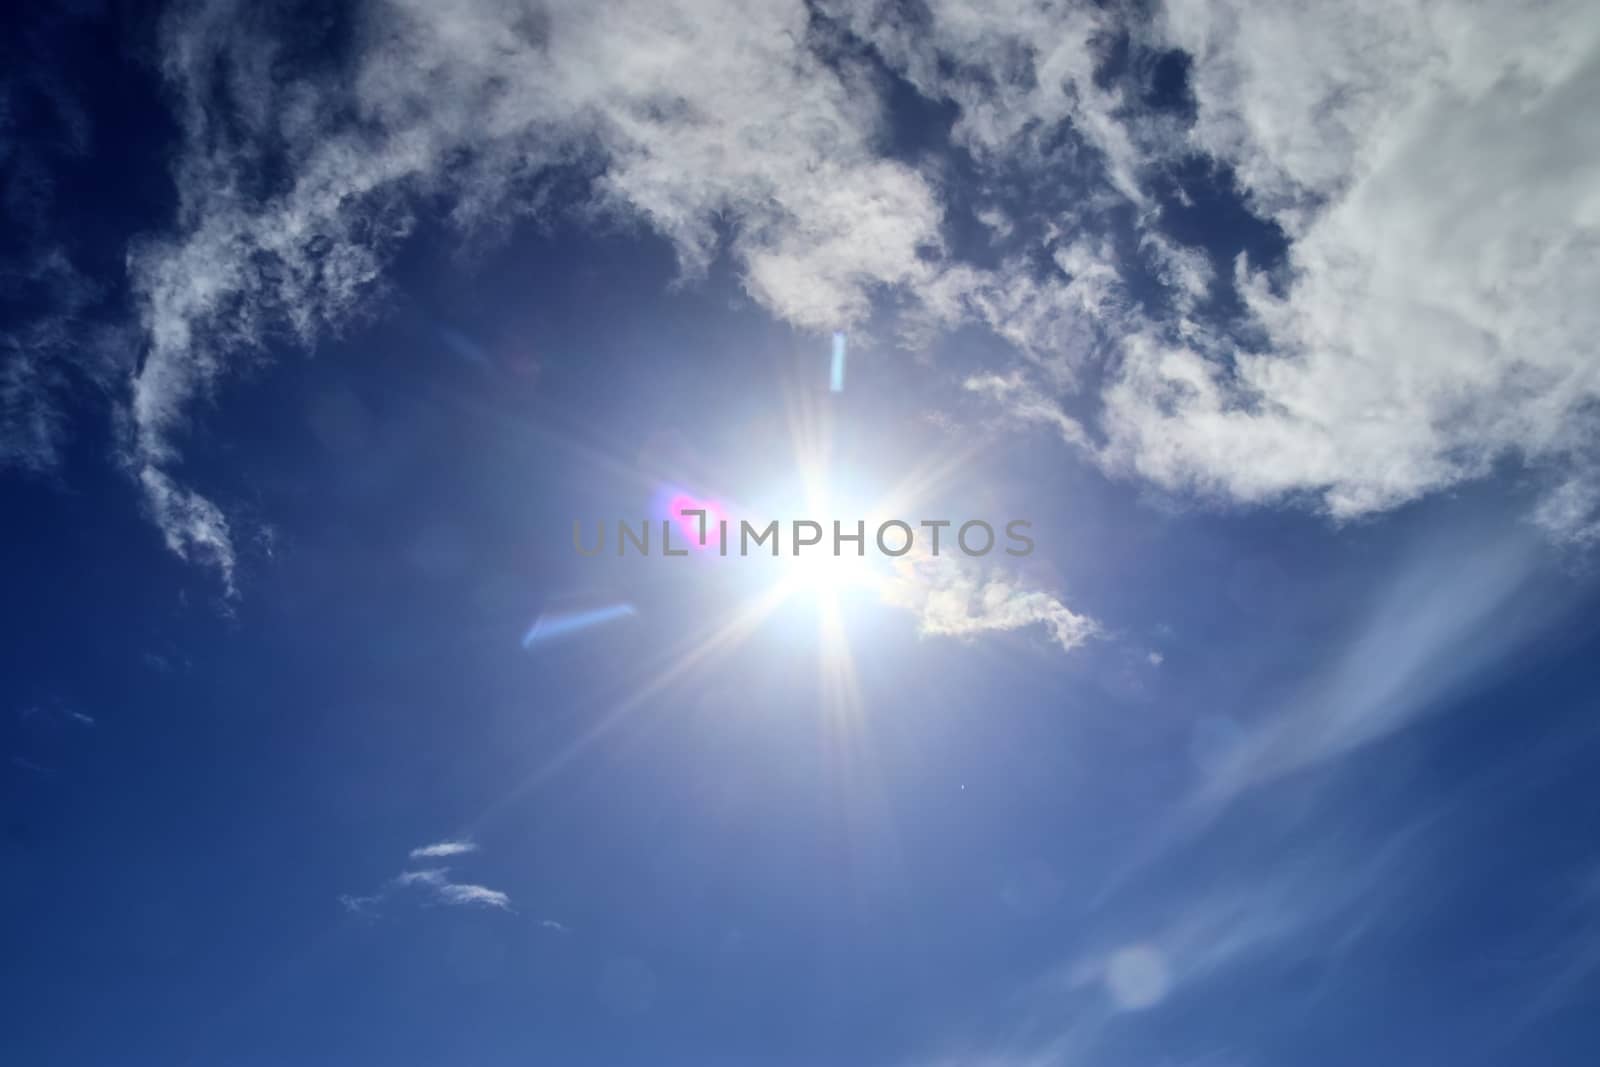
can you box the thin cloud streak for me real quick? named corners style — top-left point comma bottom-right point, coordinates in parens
top-left (1190, 524), bottom-right (1571, 819)
top-left (408, 840), bottom-right (478, 860)
top-left (343, 842), bottom-right (512, 915)
top-left (394, 869), bottom-right (512, 912)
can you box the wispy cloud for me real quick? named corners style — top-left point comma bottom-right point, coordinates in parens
top-left (20, 703), bottom-right (94, 727)
top-left (912, 806), bottom-right (1440, 1067)
top-left (124, 0), bottom-right (947, 584)
top-left (338, 892), bottom-right (382, 915)
top-left (1189, 524), bottom-right (1567, 819)
top-left (1514, 867), bottom-right (1600, 1026)
top-left (343, 842), bottom-right (512, 915)
top-left (0, 10), bottom-right (127, 477)
top-left (962, 371), bottom-right (1090, 450)
top-left (408, 840), bottom-right (477, 860)
top-left (134, 462), bottom-right (237, 597)
top-left (394, 868), bottom-right (511, 911)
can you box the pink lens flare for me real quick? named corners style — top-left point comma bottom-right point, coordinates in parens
top-left (666, 492), bottom-right (732, 552)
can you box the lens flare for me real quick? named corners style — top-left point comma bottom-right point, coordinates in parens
top-left (664, 491), bottom-right (732, 552)
top-left (522, 604), bottom-right (637, 648)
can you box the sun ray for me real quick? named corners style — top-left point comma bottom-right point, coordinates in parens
top-left (477, 580), bottom-right (792, 826)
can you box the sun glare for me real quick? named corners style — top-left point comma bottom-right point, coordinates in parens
top-left (615, 361), bottom-right (978, 734)
top-left (766, 472), bottom-right (887, 603)
top-left (778, 531), bottom-right (876, 596)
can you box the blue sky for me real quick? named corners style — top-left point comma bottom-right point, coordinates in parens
top-left (5, 1), bottom-right (1600, 1064)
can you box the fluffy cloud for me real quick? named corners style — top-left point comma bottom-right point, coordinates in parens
top-left (881, 551), bottom-right (1097, 654)
top-left (1100, 0), bottom-right (1600, 533)
top-left (843, 0), bottom-right (1600, 540)
top-left (14, 0), bottom-right (1590, 583)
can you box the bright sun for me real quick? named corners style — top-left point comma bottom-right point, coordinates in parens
top-left (780, 535), bottom-right (875, 594)
top-left (768, 474), bottom-right (887, 603)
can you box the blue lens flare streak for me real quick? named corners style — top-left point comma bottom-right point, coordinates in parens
top-left (522, 603), bottom-right (637, 648)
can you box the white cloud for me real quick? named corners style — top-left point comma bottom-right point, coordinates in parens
top-left (439, 883), bottom-right (512, 909)
top-left (962, 371), bottom-right (1089, 449)
top-left (922, 241), bottom-right (1128, 387)
top-left (408, 839), bottom-right (478, 859)
top-left (1140, 230), bottom-right (1214, 313)
top-left (394, 868), bottom-right (512, 911)
top-left (137, 465), bottom-right (237, 596)
top-left (89, 0), bottom-right (1600, 579)
top-left (880, 551), bottom-right (1097, 654)
top-left (127, 0), bottom-right (947, 581)
top-left (1534, 475), bottom-right (1600, 547)
top-left (1097, 0), bottom-right (1600, 534)
top-left (344, 842), bottom-right (512, 915)
top-left (821, 0), bottom-right (1148, 203)
top-left (842, 0), bottom-right (1600, 542)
